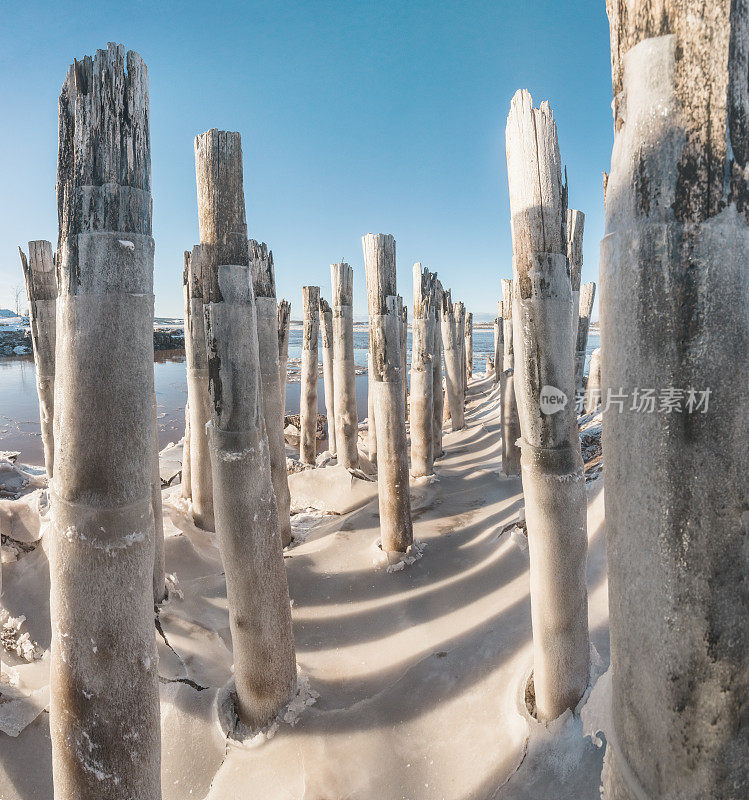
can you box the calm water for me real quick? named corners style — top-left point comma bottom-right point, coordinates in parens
top-left (0, 328), bottom-right (599, 466)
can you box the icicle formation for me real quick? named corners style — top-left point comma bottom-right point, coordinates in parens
top-left (331, 262), bottom-right (359, 469)
top-left (250, 239), bottom-right (293, 547)
top-left (362, 233), bottom-right (413, 553)
top-left (601, 2), bottom-right (748, 797)
top-left (505, 88), bottom-right (590, 721)
top-left (196, 129), bottom-right (296, 729)
top-left (19, 241), bottom-right (57, 478)
top-left (51, 43), bottom-right (161, 800)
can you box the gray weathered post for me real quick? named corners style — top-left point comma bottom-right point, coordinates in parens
top-left (493, 301), bottom-right (504, 386)
top-left (151, 393), bottom-right (165, 604)
top-left (400, 299), bottom-right (409, 419)
top-left (567, 208), bottom-right (585, 350)
top-left (319, 296), bottom-right (337, 456)
top-left (411, 263), bottom-right (435, 477)
top-left (432, 279), bottom-right (445, 457)
top-left (181, 270), bottom-right (192, 501)
top-left (601, 4), bottom-right (748, 797)
top-left (574, 282), bottom-right (596, 394)
top-left (277, 299), bottom-right (291, 421)
top-left (440, 291), bottom-right (464, 430)
top-left (330, 262), bottom-right (359, 468)
top-left (454, 301), bottom-right (466, 406)
top-left (367, 349), bottom-right (377, 465)
top-left (465, 311), bottom-right (473, 382)
top-left (196, 128), bottom-right (296, 729)
top-left (362, 233), bottom-right (413, 552)
top-left (184, 245), bottom-right (215, 530)
top-left (51, 43), bottom-right (161, 799)
top-left (584, 346), bottom-right (601, 414)
top-left (506, 89), bottom-right (590, 721)
top-left (250, 240), bottom-right (293, 547)
top-left (300, 286), bottom-right (320, 464)
top-left (19, 240), bottom-right (57, 477)
top-left (500, 279), bottom-right (521, 475)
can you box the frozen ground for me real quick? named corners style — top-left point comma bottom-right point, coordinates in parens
top-left (0, 375), bottom-right (610, 799)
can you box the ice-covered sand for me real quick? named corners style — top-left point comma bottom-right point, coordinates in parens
top-left (0, 374), bottom-right (610, 799)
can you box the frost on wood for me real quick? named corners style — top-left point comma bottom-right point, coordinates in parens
top-left (330, 262), bottom-right (359, 469)
top-left (19, 241), bottom-right (57, 478)
top-left (601, 3), bottom-right (749, 798)
top-left (197, 129), bottom-right (296, 730)
top-left (319, 296), bottom-right (337, 457)
top-left (362, 233), bottom-right (413, 553)
top-left (410, 263), bottom-right (436, 477)
top-left (300, 286), bottom-right (320, 465)
top-left (250, 240), bottom-right (292, 547)
top-left (506, 87), bottom-right (590, 722)
top-left (51, 42), bottom-right (161, 800)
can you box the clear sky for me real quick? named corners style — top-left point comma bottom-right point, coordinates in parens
top-left (0, 0), bottom-right (612, 321)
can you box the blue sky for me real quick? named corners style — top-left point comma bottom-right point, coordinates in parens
top-left (1, 0), bottom-right (612, 320)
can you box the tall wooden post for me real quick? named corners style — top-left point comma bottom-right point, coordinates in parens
top-left (506, 89), bottom-right (589, 721)
top-left (319, 296), bottom-right (337, 456)
top-left (602, 4), bottom-right (748, 797)
top-left (454, 301), bottom-right (466, 406)
top-left (432, 279), bottom-right (445, 457)
top-left (362, 233), bottom-right (413, 553)
top-left (19, 240), bottom-right (56, 478)
top-left (300, 286), bottom-right (320, 465)
top-left (411, 263), bottom-right (435, 477)
top-left (51, 43), bottom-right (161, 799)
top-left (330, 262), bottom-right (359, 469)
top-left (493, 300), bottom-right (504, 386)
top-left (250, 240), bottom-right (292, 547)
top-left (567, 208), bottom-right (585, 350)
top-left (196, 128), bottom-right (296, 729)
top-left (151, 393), bottom-right (165, 604)
top-left (574, 281), bottom-right (596, 394)
top-left (181, 268), bottom-right (192, 501)
top-left (465, 311), bottom-right (473, 382)
top-left (500, 279), bottom-right (522, 475)
top-left (184, 245), bottom-right (215, 530)
top-left (277, 299), bottom-right (291, 420)
top-left (441, 290), bottom-right (464, 430)
top-left (367, 349), bottom-right (377, 465)
top-left (400, 299), bottom-right (409, 419)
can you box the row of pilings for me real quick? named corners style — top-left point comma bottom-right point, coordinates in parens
top-left (11, 5), bottom-right (748, 795)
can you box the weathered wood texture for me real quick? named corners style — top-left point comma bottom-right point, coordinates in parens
top-left (197, 130), bottom-right (296, 729)
top-left (19, 240), bottom-right (57, 477)
top-left (250, 240), bottom-right (292, 547)
top-left (331, 262), bottom-right (359, 469)
top-left (500, 279), bottom-right (521, 475)
top-left (410, 263), bottom-right (435, 476)
top-left (151, 392), bottom-right (165, 604)
top-left (319, 296), bottom-right (336, 456)
top-left (454, 302), bottom-right (466, 405)
top-left (602, 3), bottom-right (749, 798)
top-left (51, 43), bottom-right (161, 800)
top-left (493, 300), bottom-right (503, 385)
top-left (362, 233), bottom-right (413, 552)
top-left (277, 299), bottom-right (291, 420)
top-left (432, 279), bottom-right (445, 457)
top-left (184, 245), bottom-right (214, 531)
top-left (465, 311), bottom-right (473, 380)
top-left (506, 88), bottom-right (589, 722)
top-left (584, 346), bottom-right (601, 413)
top-left (566, 208), bottom-right (585, 356)
top-left (574, 281), bottom-right (596, 394)
top-left (440, 290), bottom-right (464, 430)
top-left (300, 285), bottom-right (320, 464)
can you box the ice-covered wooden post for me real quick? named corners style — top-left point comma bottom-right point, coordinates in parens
top-left (367, 351), bottom-right (377, 465)
top-left (300, 285), bottom-right (320, 464)
top-left (601, 4), bottom-right (748, 797)
top-left (567, 208), bottom-right (584, 348)
top-left (440, 291), bottom-right (464, 430)
top-left (400, 299), bottom-right (409, 418)
top-left (196, 128), bottom-right (296, 729)
top-left (411, 263), bottom-right (435, 477)
top-left (19, 240), bottom-right (56, 478)
top-left (319, 296), bottom-right (336, 456)
top-left (506, 89), bottom-right (589, 721)
top-left (574, 281), bottom-right (596, 394)
top-left (584, 346), bottom-right (601, 414)
top-left (151, 394), bottom-right (165, 604)
top-left (277, 299), bottom-right (291, 420)
top-left (184, 244), bottom-right (215, 530)
top-left (500, 279), bottom-right (522, 475)
top-left (181, 267), bottom-right (192, 501)
top-left (250, 240), bottom-right (293, 547)
top-left (51, 43), bottom-right (161, 799)
top-left (330, 262), bottom-right (359, 468)
top-left (432, 279), bottom-right (445, 457)
top-left (493, 301), bottom-right (504, 385)
top-left (362, 233), bottom-right (413, 552)
top-left (454, 301), bottom-right (466, 405)
top-left (465, 311), bottom-right (473, 381)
